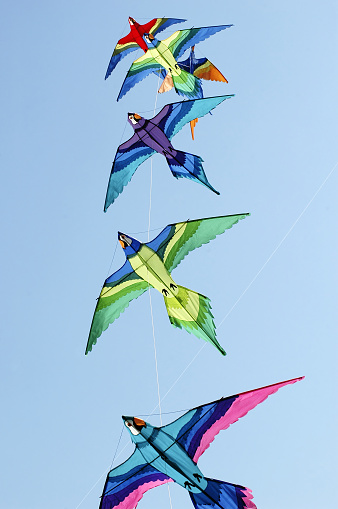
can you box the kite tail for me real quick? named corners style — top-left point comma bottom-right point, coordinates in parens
top-left (193, 59), bottom-right (228, 83)
top-left (172, 68), bottom-right (203, 99)
top-left (165, 150), bottom-right (219, 195)
top-left (163, 285), bottom-right (226, 355)
top-left (189, 478), bottom-right (256, 509)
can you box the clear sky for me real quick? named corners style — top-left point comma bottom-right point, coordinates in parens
top-left (1, 1), bottom-right (337, 508)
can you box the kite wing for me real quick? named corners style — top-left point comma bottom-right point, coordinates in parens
top-left (100, 448), bottom-right (172, 509)
top-left (164, 25), bottom-right (233, 61)
top-left (105, 38), bottom-right (140, 80)
top-left (146, 214), bottom-right (249, 272)
top-left (117, 53), bottom-right (163, 101)
top-left (151, 95), bottom-right (234, 141)
top-left (162, 377), bottom-right (304, 463)
top-left (147, 17), bottom-right (186, 36)
top-left (105, 18), bottom-right (186, 79)
top-left (179, 48), bottom-right (227, 82)
top-left (104, 135), bottom-right (155, 211)
top-left (86, 261), bottom-right (149, 354)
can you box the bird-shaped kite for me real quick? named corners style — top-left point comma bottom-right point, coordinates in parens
top-left (105, 17), bottom-right (186, 80)
top-left (104, 95), bottom-right (233, 211)
top-left (99, 376), bottom-right (304, 509)
top-left (86, 213), bottom-right (249, 355)
top-left (173, 46), bottom-right (227, 139)
top-left (117, 24), bottom-right (232, 101)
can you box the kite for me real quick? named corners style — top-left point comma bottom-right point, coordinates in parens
top-left (174, 46), bottom-right (228, 139)
top-left (100, 376), bottom-right (304, 509)
top-left (104, 95), bottom-right (233, 211)
top-left (86, 213), bottom-right (249, 355)
top-left (105, 17), bottom-right (186, 79)
top-left (117, 24), bottom-right (232, 101)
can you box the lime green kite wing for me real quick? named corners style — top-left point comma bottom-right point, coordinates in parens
top-left (86, 261), bottom-right (149, 354)
top-left (146, 214), bottom-right (249, 273)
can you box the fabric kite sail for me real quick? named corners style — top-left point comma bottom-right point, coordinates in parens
top-left (175, 46), bottom-right (228, 139)
top-left (105, 17), bottom-right (186, 79)
top-left (104, 95), bottom-right (234, 211)
top-left (117, 24), bottom-right (232, 101)
top-left (100, 376), bottom-right (304, 509)
top-left (86, 213), bottom-right (249, 355)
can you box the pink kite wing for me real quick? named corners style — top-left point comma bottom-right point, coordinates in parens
top-left (162, 377), bottom-right (304, 463)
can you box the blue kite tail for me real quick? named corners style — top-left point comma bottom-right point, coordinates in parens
top-left (189, 478), bottom-right (256, 509)
top-left (165, 150), bottom-right (219, 195)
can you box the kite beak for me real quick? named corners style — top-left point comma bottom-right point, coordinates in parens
top-left (144, 33), bottom-right (154, 44)
top-left (133, 417), bottom-right (146, 429)
top-left (118, 232), bottom-right (126, 249)
top-left (122, 415), bottom-right (146, 435)
top-left (128, 17), bottom-right (134, 25)
top-left (128, 113), bottom-right (141, 124)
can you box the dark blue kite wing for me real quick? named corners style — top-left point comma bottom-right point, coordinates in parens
top-left (100, 448), bottom-right (172, 509)
top-left (152, 95), bottom-right (234, 141)
top-left (162, 377), bottom-right (304, 462)
top-left (104, 135), bottom-right (155, 211)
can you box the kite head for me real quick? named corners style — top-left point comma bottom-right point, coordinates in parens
top-left (122, 416), bottom-right (154, 444)
top-left (128, 17), bottom-right (136, 26)
top-left (127, 112), bottom-right (143, 127)
top-left (118, 232), bottom-right (141, 256)
top-left (143, 33), bottom-right (156, 49)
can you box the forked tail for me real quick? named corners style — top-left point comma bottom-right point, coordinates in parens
top-left (165, 150), bottom-right (219, 195)
top-left (163, 285), bottom-right (225, 355)
top-left (189, 478), bottom-right (256, 509)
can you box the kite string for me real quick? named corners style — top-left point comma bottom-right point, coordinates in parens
top-left (149, 160), bottom-right (337, 413)
top-left (147, 71), bottom-right (174, 509)
top-left (147, 71), bottom-right (163, 418)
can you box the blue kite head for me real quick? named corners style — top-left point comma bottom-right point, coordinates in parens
top-left (118, 232), bottom-right (141, 256)
top-left (143, 33), bottom-right (157, 49)
top-left (122, 415), bottom-right (154, 444)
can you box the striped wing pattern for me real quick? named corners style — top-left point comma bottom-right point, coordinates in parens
top-left (105, 18), bottom-right (186, 79)
top-left (86, 264), bottom-right (149, 353)
top-left (179, 50), bottom-right (227, 82)
top-left (105, 43), bottom-right (139, 80)
top-left (104, 137), bottom-right (155, 211)
top-left (153, 95), bottom-right (234, 141)
top-left (164, 25), bottom-right (233, 60)
top-left (156, 214), bottom-right (249, 272)
top-left (148, 17), bottom-right (186, 36)
top-left (117, 53), bottom-right (163, 101)
top-left (162, 377), bottom-right (304, 462)
top-left (100, 449), bottom-right (172, 509)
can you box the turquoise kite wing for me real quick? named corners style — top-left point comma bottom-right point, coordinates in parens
top-left (117, 53), bottom-right (163, 101)
top-left (104, 135), bottom-right (155, 211)
top-left (100, 448), bottom-right (172, 509)
top-left (162, 377), bottom-right (304, 462)
top-left (147, 214), bottom-right (250, 273)
top-left (164, 25), bottom-right (233, 60)
top-left (86, 261), bottom-right (149, 354)
top-left (152, 95), bottom-right (234, 141)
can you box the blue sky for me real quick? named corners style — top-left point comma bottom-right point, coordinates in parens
top-left (1, 1), bottom-right (337, 508)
